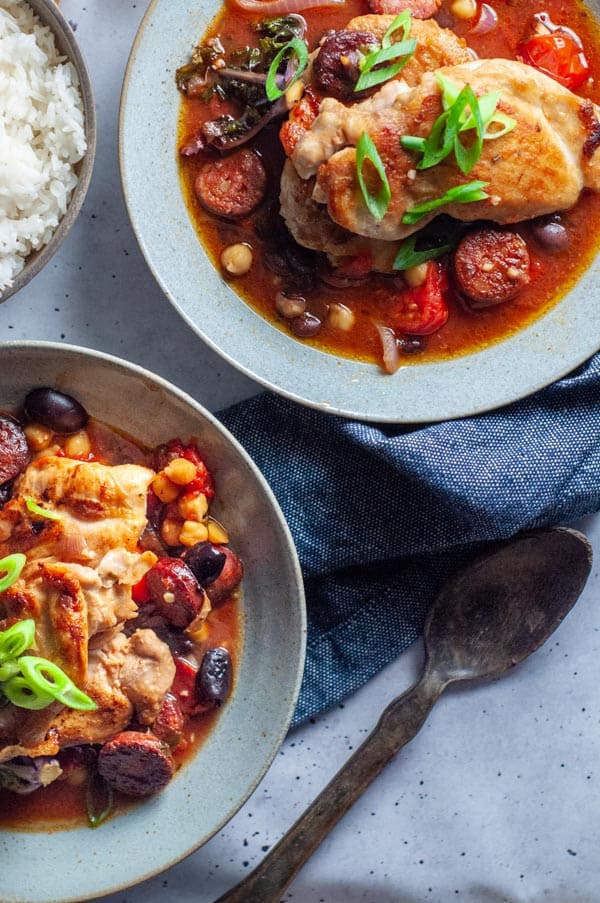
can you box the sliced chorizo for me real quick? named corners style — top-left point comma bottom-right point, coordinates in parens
top-left (145, 557), bottom-right (205, 628)
top-left (194, 148), bottom-right (266, 218)
top-left (97, 731), bottom-right (174, 797)
top-left (367, 0), bottom-right (440, 17)
top-left (314, 31), bottom-right (379, 101)
top-left (153, 694), bottom-right (185, 748)
top-left (453, 229), bottom-right (531, 307)
top-left (204, 547), bottom-right (243, 607)
top-left (0, 416), bottom-right (29, 484)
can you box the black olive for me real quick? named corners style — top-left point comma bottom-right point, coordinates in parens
top-left (290, 312), bottom-right (322, 338)
top-left (196, 647), bottom-right (232, 706)
top-left (24, 388), bottom-right (89, 434)
top-left (0, 479), bottom-right (13, 506)
top-left (530, 218), bottom-right (569, 251)
top-left (181, 542), bottom-right (226, 586)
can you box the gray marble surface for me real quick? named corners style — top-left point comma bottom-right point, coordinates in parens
top-left (3, 2), bottom-right (600, 901)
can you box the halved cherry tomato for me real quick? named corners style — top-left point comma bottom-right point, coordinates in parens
top-left (389, 261), bottom-right (449, 336)
top-left (519, 31), bottom-right (590, 90)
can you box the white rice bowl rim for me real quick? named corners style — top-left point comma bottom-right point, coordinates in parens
top-left (0, 0), bottom-right (96, 305)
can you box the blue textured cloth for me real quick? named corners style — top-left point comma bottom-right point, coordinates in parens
top-left (219, 354), bottom-right (600, 727)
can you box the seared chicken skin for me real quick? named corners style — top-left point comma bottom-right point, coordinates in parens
top-left (281, 17), bottom-right (600, 265)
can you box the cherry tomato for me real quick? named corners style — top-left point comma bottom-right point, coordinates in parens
top-left (171, 656), bottom-right (199, 714)
top-left (389, 261), bottom-right (449, 336)
top-left (519, 32), bottom-right (590, 90)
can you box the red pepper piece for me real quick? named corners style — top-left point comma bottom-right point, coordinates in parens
top-left (131, 573), bottom-right (150, 604)
top-left (171, 656), bottom-right (199, 715)
top-left (389, 261), bottom-right (449, 336)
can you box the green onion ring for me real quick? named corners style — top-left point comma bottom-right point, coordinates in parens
top-left (2, 675), bottom-right (55, 710)
top-left (0, 553), bottom-right (27, 594)
top-left (265, 37), bottom-right (308, 102)
top-left (16, 656), bottom-right (98, 711)
top-left (401, 180), bottom-right (489, 225)
top-left (0, 617), bottom-right (35, 662)
top-left (356, 132), bottom-right (391, 221)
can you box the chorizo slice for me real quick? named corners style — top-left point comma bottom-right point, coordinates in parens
top-left (145, 557), bottom-right (205, 628)
top-left (453, 229), bottom-right (531, 307)
top-left (0, 416), bottom-right (29, 484)
top-left (194, 148), bottom-right (266, 218)
top-left (314, 31), bottom-right (379, 101)
top-left (98, 731), bottom-right (174, 797)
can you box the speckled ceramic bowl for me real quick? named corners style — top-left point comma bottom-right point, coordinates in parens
top-left (0, 342), bottom-right (305, 903)
top-left (120, 0), bottom-right (600, 423)
top-left (0, 0), bottom-right (96, 305)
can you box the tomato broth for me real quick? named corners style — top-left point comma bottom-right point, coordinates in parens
top-left (177, 0), bottom-right (600, 369)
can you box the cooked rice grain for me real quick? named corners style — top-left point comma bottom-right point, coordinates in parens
top-left (0, 0), bottom-right (86, 291)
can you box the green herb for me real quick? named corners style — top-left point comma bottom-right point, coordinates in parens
top-left (393, 234), bottom-right (453, 270)
top-left (355, 11), bottom-right (416, 92)
top-left (356, 132), bottom-right (392, 221)
top-left (3, 656), bottom-right (97, 712)
top-left (86, 770), bottom-right (114, 829)
top-left (401, 74), bottom-right (516, 174)
top-left (25, 497), bottom-right (61, 520)
top-left (265, 37), bottom-right (308, 101)
top-left (0, 617), bottom-right (34, 662)
top-left (401, 180), bottom-right (489, 225)
top-left (0, 553), bottom-right (26, 593)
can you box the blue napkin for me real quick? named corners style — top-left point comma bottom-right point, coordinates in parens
top-left (219, 353), bottom-right (600, 727)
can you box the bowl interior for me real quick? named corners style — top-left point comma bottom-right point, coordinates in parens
top-left (0, 0), bottom-right (97, 305)
top-left (120, 0), bottom-right (600, 423)
top-left (0, 342), bottom-right (305, 903)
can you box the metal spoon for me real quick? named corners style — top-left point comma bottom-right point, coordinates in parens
top-left (215, 527), bottom-right (592, 903)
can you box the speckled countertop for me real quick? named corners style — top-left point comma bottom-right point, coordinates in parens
top-left (4, 2), bottom-right (600, 901)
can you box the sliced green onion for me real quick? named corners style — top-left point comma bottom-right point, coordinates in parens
top-left (393, 234), bottom-right (453, 270)
top-left (265, 37), bottom-right (308, 102)
top-left (401, 180), bottom-right (489, 225)
top-left (355, 38), bottom-right (416, 92)
top-left (356, 132), bottom-right (392, 221)
top-left (0, 660), bottom-right (20, 682)
top-left (381, 9), bottom-right (412, 48)
top-left (0, 553), bottom-right (26, 593)
top-left (17, 656), bottom-right (98, 711)
top-left (401, 75), bottom-right (515, 175)
top-left (2, 675), bottom-right (55, 710)
top-left (483, 111), bottom-right (517, 140)
top-left (0, 617), bottom-right (35, 662)
top-left (25, 497), bottom-right (61, 521)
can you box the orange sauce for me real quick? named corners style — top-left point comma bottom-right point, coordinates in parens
top-left (177, 0), bottom-right (600, 366)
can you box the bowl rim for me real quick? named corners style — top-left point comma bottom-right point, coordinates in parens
top-left (0, 340), bottom-right (307, 903)
top-left (0, 0), bottom-right (97, 305)
top-left (119, 0), bottom-right (600, 424)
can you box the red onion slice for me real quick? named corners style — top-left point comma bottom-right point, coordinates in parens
top-left (470, 3), bottom-right (498, 35)
top-left (375, 325), bottom-right (400, 374)
top-left (229, 0), bottom-right (346, 13)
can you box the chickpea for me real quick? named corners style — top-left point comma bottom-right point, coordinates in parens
top-left (404, 262), bottom-right (429, 287)
top-left (450, 0), bottom-right (478, 19)
top-left (221, 243), bottom-right (253, 276)
top-left (329, 303), bottom-right (355, 332)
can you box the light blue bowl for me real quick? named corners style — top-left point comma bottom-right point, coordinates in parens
top-left (0, 342), bottom-right (306, 903)
top-left (120, 0), bottom-right (600, 423)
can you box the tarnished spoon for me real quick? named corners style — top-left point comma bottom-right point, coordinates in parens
top-left (215, 527), bottom-right (592, 903)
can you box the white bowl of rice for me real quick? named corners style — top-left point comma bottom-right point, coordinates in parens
top-left (0, 0), bottom-right (96, 303)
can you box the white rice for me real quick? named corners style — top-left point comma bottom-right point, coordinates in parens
top-left (0, 0), bottom-right (86, 291)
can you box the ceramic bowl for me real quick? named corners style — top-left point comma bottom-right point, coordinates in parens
top-left (120, 0), bottom-right (600, 423)
top-left (0, 0), bottom-right (96, 305)
top-left (0, 342), bottom-right (306, 903)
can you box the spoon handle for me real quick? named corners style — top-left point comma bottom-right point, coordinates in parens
top-left (214, 671), bottom-right (444, 903)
